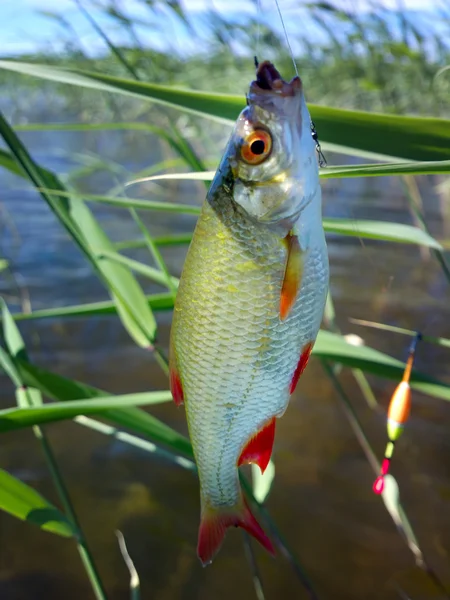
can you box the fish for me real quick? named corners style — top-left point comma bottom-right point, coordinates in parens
top-left (169, 60), bottom-right (329, 565)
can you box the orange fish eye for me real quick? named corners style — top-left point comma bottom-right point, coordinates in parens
top-left (240, 129), bottom-right (272, 165)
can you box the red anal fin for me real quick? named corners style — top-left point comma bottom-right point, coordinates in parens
top-left (197, 497), bottom-right (275, 566)
top-left (238, 417), bottom-right (276, 474)
top-left (280, 232), bottom-right (303, 321)
top-left (289, 342), bottom-right (313, 394)
top-left (169, 342), bottom-right (184, 406)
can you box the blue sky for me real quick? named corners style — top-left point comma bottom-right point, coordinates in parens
top-left (1, 0), bottom-right (443, 57)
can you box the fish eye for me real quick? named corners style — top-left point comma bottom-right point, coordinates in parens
top-left (240, 129), bottom-right (272, 165)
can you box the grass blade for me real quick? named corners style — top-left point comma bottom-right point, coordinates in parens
top-left (116, 531), bottom-right (141, 600)
top-left (11, 293), bottom-right (175, 321)
top-left (320, 160), bottom-right (450, 178)
top-left (0, 112), bottom-right (157, 348)
top-left (0, 468), bottom-right (75, 538)
top-left (31, 187), bottom-right (201, 214)
top-left (323, 218), bottom-right (441, 249)
top-left (74, 415), bottom-right (195, 472)
top-left (0, 391), bottom-right (173, 433)
top-left (98, 251), bottom-right (179, 289)
top-left (128, 161), bottom-right (450, 181)
top-left (320, 361), bottom-right (449, 598)
top-left (402, 176), bottom-right (450, 285)
top-left (12, 358), bottom-right (192, 457)
top-left (129, 208), bottom-right (178, 297)
top-left (1, 61), bottom-right (450, 160)
top-left (25, 187), bottom-right (442, 249)
top-left (115, 234), bottom-right (193, 250)
top-left (252, 460), bottom-right (275, 504)
top-left (0, 148), bottom-right (27, 178)
top-left (348, 318), bottom-right (450, 349)
top-left (242, 532), bottom-right (266, 600)
top-left (313, 330), bottom-right (450, 401)
top-left (1, 300), bottom-right (107, 599)
top-left (1, 297), bottom-right (28, 360)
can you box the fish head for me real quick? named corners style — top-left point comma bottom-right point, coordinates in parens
top-left (213, 61), bottom-right (320, 234)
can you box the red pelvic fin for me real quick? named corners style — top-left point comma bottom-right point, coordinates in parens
top-left (238, 417), bottom-right (276, 474)
top-left (170, 369), bottom-right (184, 406)
top-left (169, 343), bottom-right (184, 406)
top-left (197, 498), bottom-right (275, 566)
top-left (289, 342), bottom-right (313, 394)
top-left (280, 232), bottom-right (303, 321)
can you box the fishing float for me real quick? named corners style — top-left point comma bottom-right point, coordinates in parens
top-left (373, 332), bottom-right (422, 495)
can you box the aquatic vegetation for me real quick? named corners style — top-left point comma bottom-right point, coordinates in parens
top-left (0, 1), bottom-right (449, 598)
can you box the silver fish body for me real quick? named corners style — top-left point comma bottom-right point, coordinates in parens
top-left (170, 61), bottom-right (329, 564)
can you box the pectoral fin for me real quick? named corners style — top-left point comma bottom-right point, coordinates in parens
top-left (238, 417), bottom-right (276, 474)
top-left (280, 232), bottom-right (303, 320)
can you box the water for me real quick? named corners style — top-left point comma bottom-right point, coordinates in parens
top-left (0, 101), bottom-right (449, 600)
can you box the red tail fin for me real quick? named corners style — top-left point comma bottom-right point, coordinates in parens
top-left (197, 498), bottom-right (275, 566)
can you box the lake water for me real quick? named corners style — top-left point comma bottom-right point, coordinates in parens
top-left (0, 93), bottom-right (449, 600)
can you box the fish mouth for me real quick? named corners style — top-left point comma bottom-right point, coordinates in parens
top-left (250, 60), bottom-right (302, 97)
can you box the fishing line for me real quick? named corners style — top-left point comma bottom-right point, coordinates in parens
top-left (255, 0), bottom-right (262, 64)
top-left (273, 0), bottom-right (299, 77)
top-left (273, 0), bottom-right (389, 302)
top-left (272, 0), bottom-right (327, 167)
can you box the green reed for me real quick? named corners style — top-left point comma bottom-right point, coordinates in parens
top-left (0, 1), bottom-right (450, 598)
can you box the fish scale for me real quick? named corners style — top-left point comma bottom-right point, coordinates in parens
top-left (169, 60), bottom-right (329, 564)
top-left (173, 196), bottom-right (328, 497)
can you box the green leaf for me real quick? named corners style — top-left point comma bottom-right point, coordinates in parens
top-left (135, 171), bottom-right (215, 183)
top-left (98, 251), bottom-right (179, 290)
top-left (321, 361), bottom-right (426, 573)
top-left (323, 218), bottom-right (442, 249)
top-left (16, 386), bottom-right (43, 409)
top-left (0, 346), bottom-right (22, 387)
top-left (0, 61), bottom-right (241, 123)
top-left (0, 259), bottom-right (8, 273)
top-left (13, 359), bottom-right (193, 458)
top-left (0, 148), bottom-right (27, 178)
top-left (39, 186), bottom-right (440, 248)
top-left (74, 415), bottom-right (195, 472)
top-left (1, 61), bottom-right (450, 160)
top-left (380, 475), bottom-right (420, 557)
top-left (313, 331), bottom-right (450, 402)
top-left (115, 234), bottom-right (193, 250)
top-left (129, 209), bottom-right (178, 297)
top-left (33, 187), bottom-right (201, 215)
top-left (0, 111), bottom-right (157, 348)
top-left (113, 172), bottom-right (442, 249)
top-left (252, 460), bottom-right (275, 504)
top-left (0, 468), bottom-right (75, 537)
top-left (11, 293), bottom-right (174, 322)
top-left (0, 297), bottom-right (28, 361)
top-left (320, 160), bottom-right (450, 178)
top-left (68, 198), bottom-right (158, 347)
top-left (0, 391), bottom-right (172, 432)
top-left (116, 531), bottom-right (141, 600)
top-left (129, 161), bottom-right (450, 182)
top-left (348, 318), bottom-right (450, 349)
